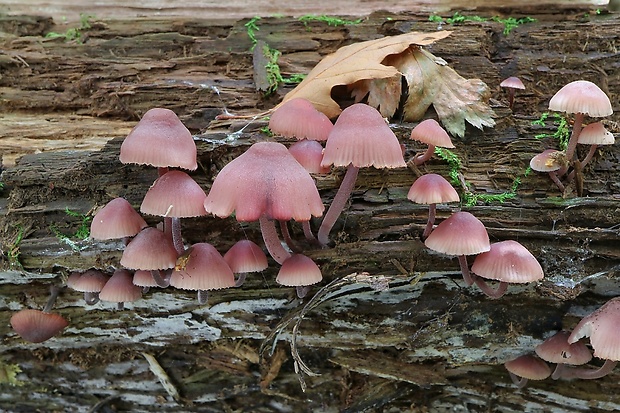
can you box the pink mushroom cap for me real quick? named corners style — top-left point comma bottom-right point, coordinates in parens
top-left (10, 309), bottom-right (69, 343)
top-left (203, 141), bottom-right (324, 222)
top-left (504, 354), bottom-right (552, 381)
top-left (120, 107), bottom-right (197, 170)
top-left (407, 173), bottom-right (460, 205)
top-left (276, 254), bottom-right (323, 287)
top-left (577, 122), bottom-right (615, 145)
top-left (288, 139), bottom-right (330, 174)
top-left (548, 80), bottom-right (613, 117)
top-left (424, 211), bottom-right (490, 256)
top-left (409, 119), bottom-right (455, 149)
top-left (535, 330), bottom-right (592, 365)
top-left (170, 243), bottom-right (235, 291)
top-left (90, 197), bottom-right (147, 240)
top-left (321, 103), bottom-right (406, 169)
top-left (568, 297), bottom-right (620, 361)
top-left (120, 227), bottom-right (178, 270)
top-left (141, 170), bottom-right (207, 218)
top-left (269, 98), bottom-right (333, 141)
top-left (68, 269), bottom-right (109, 293)
top-left (471, 240), bottom-right (544, 284)
top-left (223, 240), bottom-right (268, 274)
top-left (500, 77), bottom-right (525, 90)
top-left (99, 269), bottom-right (142, 303)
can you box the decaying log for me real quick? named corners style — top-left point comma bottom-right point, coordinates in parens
top-left (1, 5), bottom-right (620, 412)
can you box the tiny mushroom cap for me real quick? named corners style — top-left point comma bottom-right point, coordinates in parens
top-left (535, 330), bottom-right (592, 366)
top-left (407, 173), bottom-right (459, 205)
top-left (529, 149), bottom-right (565, 172)
top-left (10, 309), bottom-right (69, 343)
top-left (424, 211), bottom-right (490, 256)
top-left (409, 119), bottom-right (455, 149)
top-left (320, 103), bottom-right (406, 169)
top-left (500, 76), bottom-right (526, 90)
top-left (504, 354), bottom-right (552, 387)
top-left (269, 98), bottom-right (333, 141)
top-left (577, 122), bottom-right (615, 146)
top-left (120, 227), bottom-right (178, 271)
top-left (99, 269), bottom-right (142, 304)
top-left (68, 269), bottom-right (109, 293)
top-left (140, 170), bottom-right (207, 218)
top-left (471, 240), bottom-right (544, 284)
top-left (120, 107), bottom-right (197, 170)
top-left (204, 141), bottom-right (324, 222)
top-left (133, 270), bottom-right (160, 288)
top-left (568, 297), bottom-right (620, 361)
top-left (90, 197), bottom-right (147, 240)
top-left (548, 80), bottom-right (613, 118)
top-left (276, 254), bottom-right (323, 287)
top-left (288, 139), bottom-right (331, 174)
top-left (169, 243), bottom-right (236, 291)
top-left (223, 240), bottom-right (268, 274)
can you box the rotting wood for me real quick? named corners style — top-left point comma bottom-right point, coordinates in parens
top-left (1, 6), bottom-right (620, 412)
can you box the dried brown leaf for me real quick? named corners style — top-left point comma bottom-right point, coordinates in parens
top-left (277, 31), bottom-right (452, 118)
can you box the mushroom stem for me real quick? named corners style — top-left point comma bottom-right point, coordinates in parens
top-left (302, 221), bottom-right (318, 244)
top-left (557, 359), bottom-right (617, 380)
top-left (560, 112), bottom-right (585, 174)
top-left (548, 171), bottom-right (565, 193)
top-left (43, 285), bottom-right (62, 313)
top-left (234, 273), bottom-right (247, 287)
top-left (413, 144), bottom-right (437, 166)
top-left (508, 372), bottom-right (528, 389)
top-left (296, 285), bottom-right (312, 299)
top-left (117, 302), bottom-right (125, 311)
top-left (259, 215), bottom-right (292, 265)
top-left (279, 220), bottom-right (302, 253)
top-left (507, 90), bottom-right (516, 110)
top-left (150, 270), bottom-right (171, 288)
top-left (458, 255), bottom-right (474, 286)
top-left (551, 363), bottom-right (566, 380)
top-left (83, 292), bottom-right (100, 305)
top-left (473, 277), bottom-right (509, 299)
top-left (580, 144), bottom-right (599, 167)
top-left (318, 163), bottom-right (359, 246)
top-left (171, 217), bottom-right (185, 256)
top-left (422, 203), bottom-right (437, 239)
top-left (198, 290), bottom-right (209, 305)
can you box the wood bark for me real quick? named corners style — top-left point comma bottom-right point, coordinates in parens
top-left (1, 6), bottom-right (620, 412)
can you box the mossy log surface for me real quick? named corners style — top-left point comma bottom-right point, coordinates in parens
top-left (1, 6), bottom-right (620, 412)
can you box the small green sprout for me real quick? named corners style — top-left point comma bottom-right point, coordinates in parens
top-left (492, 16), bottom-right (536, 35)
top-left (532, 112), bottom-right (570, 150)
top-left (262, 45), bottom-right (306, 95)
top-left (298, 14), bottom-right (364, 28)
top-left (45, 13), bottom-right (94, 43)
top-left (245, 16), bottom-right (261, 48)
top-left (434, 147), bottom-right (463, 187)
top-left (50, 208), bottom-right (92, 251)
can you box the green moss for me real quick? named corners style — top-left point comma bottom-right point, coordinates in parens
top-left (0, 362), bottom-right (23, 386)
top-left (45, 13), bottom-right (94, 43)
top-left (532, 112), bottom-right (570, 150)
top-left (428, 12), bottom-right (536, 35)
top-left (245, 16), bottom-right (261, 49)
top-left (262, 45), bottom-right (306, 95)
top-left (298, 15), bottom-right (364, 28)
top-left (49, 207), bottom-right (92, 251)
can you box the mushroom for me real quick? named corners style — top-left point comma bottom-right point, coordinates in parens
top-left (409, 119), bottom-right (455, 166)
top-left (120, 227), bottom-right (178, 287)
top-left (10, 285), bottom-right (68, 343)
top-left (566, 297), bottom-right (620, 379)
top-left (407, 173), bottom-right (460, 239)
top-left (499, 76), bottom-right (525, 110)
top-left (534, 330), bottom-right (592, 380)
top-left (140, 170), bottom-right (207, 254)
top-left (288, 139), bottom-right (330, 175)
top-left (470, 240), bottom-right (544, 299)
top-left (203, 141), bottom-right (324, 264)
top-left (318, 103), bottom-right (406, 246)
top-left (90, 197), bottom-right (147, 245)
top-left (169, 242), bottom-right (235, 304)
top-left (99, 269), bottom-right (142, 310)
top-left (133, 270), bottom-right (161, 293)
top-left (269, 97), bottom-right (333, 141)
top-left (504, 354), bottom-right (551, 388)
top-left (66, 269), bottom-right (109, 305)
top-left (575, 122), bottom-right (615, 168)
top-left (548, 80), bottom-right (613, 169)
top-left (223, 239), bottom-right (269, 287)
top-left (529, 149), bottom-right (567, 193)
top-left (276, 253), bottom-right (323, 298)
top-left (424, 211), bottom-right (490, 286)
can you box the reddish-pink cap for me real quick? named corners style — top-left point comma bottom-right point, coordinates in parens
top-left (535, 331), bottom-right (592, 365)
top-left (223, 240), bottom-right (268, 274)
top-left (90, 197), bottom-right (147, 240)
top-left (288, 140), bottom-right (330, 174)
top-left (407, 173), bottom-right (459, 205)
top-left (577, 122), bottom-right (615, 145)
top-left (424, 211), bottom-right (490, 256)
top-left (203, 142), bottom-right (324, 222)
top-left (120, 108), bottom-right (197, 170)
top-left (500, 77), bottom-right (525, 90)
top-left (471, 240), bottom-right (544, 284)
top-left (504, 354), bottom-right (551, 380)
top-left (529, 149), bottom-right (565, 172)
top-left (321, 103), bottom-right (406, 169)
top-left (99, 269), bottom-right (142, 303)
top-left (269, 98), bottom-right (333, 141)
top-left (120, 227), bottom-right (178, 270)
top-left (68, 269), bottom-right (109, 293)
top-left (140, 170), bottom-right (207, 218)
top-left (409, 119), bottom-right (455, 148)
top-left (568, 297), bottom-right (620, 361)
top-left (132, 270), bottom-right (160, 288)
top-left (10, 309), bottom-right (69, 343)
top-left (170, 243), bottom-right (235, 291)
top-left (548, 80), bottom-right (613, 117)
top-left (276, 254), bottom-right (323, 287)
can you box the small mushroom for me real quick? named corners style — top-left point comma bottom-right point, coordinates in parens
top-left (504, 354), bottom-right (551, 388)
top-left (409, 119), bottom-right (455, 166)
top-left (534, 330), bottom-right (592, 380)
top-left (276, 254), bottom-right (323, 299)
top-left (269, 97), bottom-right (333, 141)
top-left (407, 173), bottom-right (459, 239)
top-left (10, 285), bottom-right (68, 343)
top-left (223, 239), bottom-right (269, 287)
top-left (99, 269), bottom-right (142, 310)
top-left (499, 76), bottom-right (525, 110)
